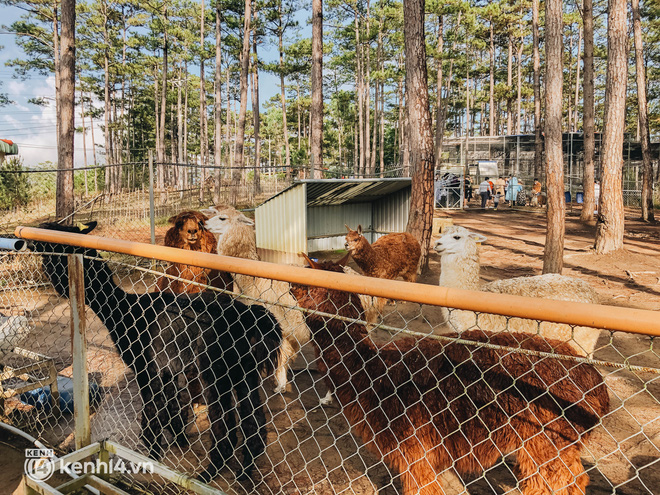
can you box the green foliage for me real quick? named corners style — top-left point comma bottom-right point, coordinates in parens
top-left (0, 158), bottom-right (30, 210)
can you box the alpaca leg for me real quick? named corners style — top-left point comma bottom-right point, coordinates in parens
top-left (403, 266), bottom-right (418, 283)
top-left (139, 385), bottom-right (166, 460)
top-left (516, 440), bottom-right (588, 495)
top-left (166, 381), bottom-right (191, 447)
top-left (400, 459), bottom-right (446, 495)
top-left (198, 382), bottom-right (237, 483)
top-left (233, 371), bottom-right (267, 481)
top-left (319, 390), bottom-right (333, 406)
top-left (273, 338), bottom-right (296, 394)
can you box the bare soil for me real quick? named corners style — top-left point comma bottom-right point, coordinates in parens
top-left (1, 207), bottom-right (659, 494)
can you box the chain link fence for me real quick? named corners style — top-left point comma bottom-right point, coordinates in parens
top-left (1, 216), bottom-right (659, 494)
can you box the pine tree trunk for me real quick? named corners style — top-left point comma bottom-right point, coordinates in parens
top-left (278, 9), bottom-right (291, 179)
top-left (365, 7), bottom-right (372, 176)
top-left (594, 0), bottom-right (628, 253)
top-left (80, 86), bottom-right (89, 195)
top-left (57, 0), bottom-right (75, 221)
top-left (200, 0), bottom-right (207, 202)
top-left (252, 11), bottom-right (262, 193)
top-left (632, 0), bottom-right (655, 222)
top-left (104, 3), bottom-right (112, 188)
top-left (574, 27), bottom-right (582, 131)
top-left (184, 61), bottom-right (189, 162)
top-left (404, 0), bottom-right (435, 272)
top-left (232, 0), bottom-right (251, 204)
top-left (580, 0), bottom-right (595, 223)
top-left (516, 42), bottom-right (523, 135)
top-left (543, 0), bottom-right (565, 274)
top-left (159, 10), bottom-right (168, 169)
top-left (507, 35), bottom-right (513, 134)
top-left (532, 0), bottom-right (543, 182)
top-left (356, 11), bottom-right (365, 178)
top-left (489, 19), bottom-right (495, 137)
top-left (214, 0), bottom-right (223, 196)
top-left (435, 15), bottom-right (444, 158)
top-left (310, 0), bottom-right (323, 178)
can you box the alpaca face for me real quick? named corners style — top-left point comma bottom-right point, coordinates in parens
top-left (178, 217), bottom-right (204, 247)
top-left (204, 207), bottom-right (254, 240)
top-left (433, 227), bottom-right (486, 258)
top-left (344, 225), bottom-right (364, 252)
top-left (167, 212), bottom-right (210, 249)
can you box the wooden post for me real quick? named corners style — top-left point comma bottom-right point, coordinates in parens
top-left (68, 253), bottom-right (90, 449)
top-left (149, 150), bottom-right (156, 245)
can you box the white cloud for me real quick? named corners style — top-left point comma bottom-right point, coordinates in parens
top-left (2, 76), bottom-right (104, 168)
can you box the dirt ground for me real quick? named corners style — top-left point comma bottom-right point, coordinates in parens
top-left (1, 206), bottom-right (659, 494)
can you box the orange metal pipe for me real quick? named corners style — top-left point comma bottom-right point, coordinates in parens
top-left (16, 225), bottom-right (660, 337)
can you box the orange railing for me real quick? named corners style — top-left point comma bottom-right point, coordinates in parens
top-left (16, 225), bottom-right (660, 336)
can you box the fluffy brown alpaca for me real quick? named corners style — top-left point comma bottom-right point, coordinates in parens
top-left (291, 259), bottom-right (610, 495)
top-left (344, 225), bottom-right (421, 282)
top-left (156, 210), bottom-right (231, 293)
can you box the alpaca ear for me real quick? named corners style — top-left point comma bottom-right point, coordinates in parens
top-left (469, 233), bottom-right (488, 244)
top-left (167, 215), bottom-right (178, 225)
top-left (238, 216), bottom-right (255, 226)
top-left (299, 252), bottom-right (321, 269)
top-left (345, 224), bottom-right (352, 232)
top-left (199, 208), bottom-right (217, 218)
top-left (336, 251), bottom-right (351, 267)
top-left (78, 221), bottom-right (98, 234)
top-left (357, 225), bottom-right (363, 235)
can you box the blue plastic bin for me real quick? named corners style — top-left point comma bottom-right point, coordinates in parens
top-left (576, 192), bottom-right (584, 204)
top-left (565, 192), bottom-right (571, 203)
top-left (20, 376), bottom-right (100, 414)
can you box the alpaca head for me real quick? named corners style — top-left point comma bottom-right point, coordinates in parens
top-left (203, 206), bottom-right (254, 240)
top-left (166, 211), bottom-right (209, 249)
top-left (344, 224), bottom-right (365, 253)
top-left (28, 221), bottom-right (99, 298)
top-left (433, 226), bottom-right (486, 260)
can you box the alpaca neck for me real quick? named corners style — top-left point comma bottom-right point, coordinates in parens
top-left (352, 240), bottom-right (380, 276)
top-left (83, 258), bottom-right (143, 367)
top-left (439, 252), bottom-right (481, 291)
top-left (309, 317), bottom-right (374, 405)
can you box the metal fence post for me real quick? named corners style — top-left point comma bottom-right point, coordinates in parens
top-left (149, 150), bottom-right (156, 245)
top-left (68, 253), bottom-right (90, 449)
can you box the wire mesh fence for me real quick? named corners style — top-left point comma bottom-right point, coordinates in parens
top-left (2, 218), bottom-right (660, 494)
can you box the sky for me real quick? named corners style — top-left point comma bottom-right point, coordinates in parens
top-left (0, 6), bottom-right (104, 168)
top-left (0, 5), bottom-right (292, 169)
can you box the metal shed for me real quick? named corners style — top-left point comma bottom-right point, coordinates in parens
top-left (255, 178), bottom-right (412, 264)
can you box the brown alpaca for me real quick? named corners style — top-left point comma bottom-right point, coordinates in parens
top-left (344, 225), bottom-right (421, 282)
top-left (291, 259), bottom-right (610, 495)
top-left (156, 210), bottom-right (231, 293)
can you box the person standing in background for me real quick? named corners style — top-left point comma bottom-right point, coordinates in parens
top-left (479, 177), bottom-right (492, 208)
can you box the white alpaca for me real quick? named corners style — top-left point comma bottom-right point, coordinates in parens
top-left (433, 226), bottom-right (602, 357)
top-left (203, 206), bottom-right (333, 403)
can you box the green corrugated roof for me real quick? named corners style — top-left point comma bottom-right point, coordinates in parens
top-left (0, 140), bottom-right (19, 155)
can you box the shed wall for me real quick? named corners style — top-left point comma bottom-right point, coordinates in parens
top-left (307, 203), bottom-right (373, 253)
top-left (255, 183), bottom-right (307, 264)
top-left (372, 187), bottom-right (411, 242)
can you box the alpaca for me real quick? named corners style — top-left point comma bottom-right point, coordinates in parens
top-left (156, 210), bottom-right (231, 293)
top-left (433, 226), bottom-right (602, 357)
top-left (30, 221), bottom-right (282, 482)
top-left (291, 258), bottom-right (610, 495)
top-left (203, 206), bottom-right (328, 401)
top-left (300, 254), bottom-right (383, 330)
top-left (344, 225), bottom-right (421, 324)
top-left (344, 225), bottom-right (421, 282)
